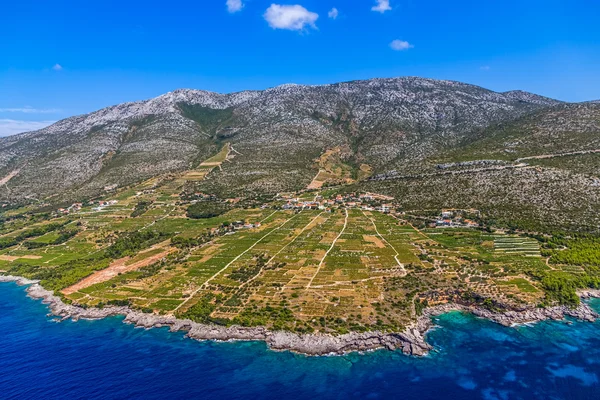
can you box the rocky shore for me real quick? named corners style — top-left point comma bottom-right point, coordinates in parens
top-left (1, 275), bottom-right (598, 357)
top-left (579, 289), bottom-right (600, 299)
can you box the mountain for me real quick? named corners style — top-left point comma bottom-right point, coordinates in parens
top-left (0, 77), bottom-right (561, 203)
top-left (3, 76), bottom-right (599, 231)
top-left (363, 102), bottom-right (600, 231)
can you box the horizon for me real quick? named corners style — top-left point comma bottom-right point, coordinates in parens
top-left (2, 0), bottom-right (599, 136)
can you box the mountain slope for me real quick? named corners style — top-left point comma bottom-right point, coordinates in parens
top-left (0, 77), bottom-right (561, 204)
top-left (441, 103), bottom-right (600, 162)
top-left (362, 103), bottom-right (600, 231)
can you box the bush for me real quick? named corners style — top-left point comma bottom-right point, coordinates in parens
top-left (23, 229), bottom-right (79, 249)
top-left (131, 201), bottom-right (152, 218)
top-left (179, 294), bottom-right (217, 323)
top-left (0, 222), bottom-right (66, 249)
top-left (541, 274), bottom-right (581, 307)
top-left (106, 230), bottom-right (170, 258)
top-left (186, 202), bottom-right (230, 219)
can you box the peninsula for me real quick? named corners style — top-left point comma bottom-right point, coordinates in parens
top-left (1, 79), bottom-right (600, 356)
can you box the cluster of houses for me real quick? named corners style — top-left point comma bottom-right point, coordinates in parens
top-left (279, 192), bottom-right (396, 213)
top-left (433, 210), bottom-right (479, 228)
top-left (205, 220), bottom-right (263, 236)
top-left (57, 202), bottom-right (84, 215)
top-left (135, 189), bottom-right (155, 197)
top-left (56, 199), bottom-right (120, 215)
top-left (91, 200), bottom-right (118, 212)
top-left (185, 192), bottom-right (221, 204)
top-left (232, 220), bottom-right (261, 230)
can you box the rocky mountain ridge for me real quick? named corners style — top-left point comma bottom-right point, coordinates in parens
top-left (0, 77), bottom-right (564, 204)
top-left (2, 77), bottom-right (599, 232)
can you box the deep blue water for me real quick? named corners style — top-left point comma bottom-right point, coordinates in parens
top-left (1, 283), bottom-right (600, 400)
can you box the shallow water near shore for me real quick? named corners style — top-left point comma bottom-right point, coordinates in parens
top-left (1, 282), bottom-right (600, 399)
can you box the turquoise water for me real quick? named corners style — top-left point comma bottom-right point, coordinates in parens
top-left (1, 282), bottom-right (599, 399)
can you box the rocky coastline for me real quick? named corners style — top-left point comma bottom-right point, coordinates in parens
top-left (1, 275), bottom-right (598, 357)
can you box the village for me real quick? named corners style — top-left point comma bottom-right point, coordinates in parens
top-left (51, 185), bottom-right (483, 234)
top-left (277, 192), bottom-right (481, 230)
top-left (278, 192), bottom-right (396, 213)
top-left (55, 199), bottom-right (119, 215)
top-left (430, 209), bottom-right (481, 228)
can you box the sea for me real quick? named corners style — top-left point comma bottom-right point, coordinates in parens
top-left (1, 282), bottom-right (599, 400)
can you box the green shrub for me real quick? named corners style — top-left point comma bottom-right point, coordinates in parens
top-left (186, 202), bottom-right (230, 219)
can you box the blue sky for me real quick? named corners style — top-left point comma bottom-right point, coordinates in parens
top-left (1, 0), bottom-right (599, 136)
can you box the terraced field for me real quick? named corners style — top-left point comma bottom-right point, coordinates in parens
top-left (3, 190), bottom-right (585, 334)
top-left (1, 146), bottom-right (598, 333)
top-left (50, 209), bottom-right (423, 326)
top-left (493, 235), bottom-right (541, 257)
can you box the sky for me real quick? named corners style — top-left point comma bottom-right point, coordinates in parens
top-left (1, 0), bottom-right (599, 136)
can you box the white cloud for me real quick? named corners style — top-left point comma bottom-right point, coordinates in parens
top-left (226, 0), bottom-right (243, 13)
top-left (372, 0), bottom-right (391, 13)
top-left (264, 4), bottom-right (319, 31)
top-left (52, 64), bottom-right (63, 71)
top-left (0, 106), bottom-right (60, 114)
top-left (480, 65), bottom-right (491, 71)
top-left (390, 40), bottom-right (413, 51)
top-left (0, 119), bottom-right (56, 137)
top-left (328, 8), bottom-right (339, 19)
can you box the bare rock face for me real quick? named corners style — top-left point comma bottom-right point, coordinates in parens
top-left (266, 330), bottom-right (430, 356)
top-left (579, 289), bottom-right (600, 299)
top-left (189, 325), bottom-right (269, 342)
top-left (471, 303), bottom-right (598, 325)
top-left (0, 276), bottom-right (39, 285)
top-left (122, 315), bottom-right (432, 356)
top-left (13, 277), bottom-right (431, 355)
top-left (25, 282), bottom-right (128, 321)
top-left (421, 302), bottom-right (599, 327)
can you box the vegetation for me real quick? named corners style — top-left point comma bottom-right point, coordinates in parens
top-left (171, 235), bottom-right (211, 249)
top-left (23, 229), bottom-right (79, 249)
top-left (0, 222), bottom-right (66, 249)
top-left (539, 273), bottom-right (583, 307)
top-left (1, 134), bottom-right (600, 334)
top-left (105, 230), bottom-right (171, 259)
top-left (176, 103), bottom-right (234, 138)
top-left (234, 305), bottom-right (296, 331)
top-left (180, 294), bottom-right (220, 323)
top-left (186, 202), bottom-right (230, 219)
top-left (546, 235), bottom-right (600, 267)
top-left (8, 253), bottom-right (110, 292)
top-left (131, 201), bottom-right (152, 218)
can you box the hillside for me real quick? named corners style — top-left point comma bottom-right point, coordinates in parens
top-left (441, 103), bottom-right (600, 162)
top-left (1, 78), bottom-right (600, 342)
top-left (0, 77), bottom-right (560, 203)
top-left (364, 103), bottom-right (600, 231)
top-left (2, 77), bottom-right (599, 232)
